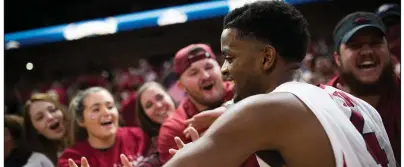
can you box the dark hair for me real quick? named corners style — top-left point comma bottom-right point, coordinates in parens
top-left (23, 93), bottom-right (72, 165)
top-left (69, 87), bottom-right (112, 142)
top-left (5, 114), bottom-right (25, 147)
top-left (223, 1), bottom-right (310, 63)
top-left (136, 82), bottom-right (176, 137)
top-left (5, 114), bottom-right (33, 166)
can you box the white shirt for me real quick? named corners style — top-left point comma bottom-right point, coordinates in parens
top-left (23, 152), bottom-right (54, 167)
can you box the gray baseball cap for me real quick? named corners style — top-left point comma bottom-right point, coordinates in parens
top-left (333, 12), bottom-right (386, 51)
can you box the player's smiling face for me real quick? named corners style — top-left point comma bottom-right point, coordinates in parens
top-left (220, 28), bottom-right (269, 100)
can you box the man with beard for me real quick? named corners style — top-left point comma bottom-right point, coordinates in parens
top-left (163, 2), bottom-right (396, 167)
top-left (328, 11), bottom-right (401, 165)
top-left (157, 44), bottom-right (259, 166)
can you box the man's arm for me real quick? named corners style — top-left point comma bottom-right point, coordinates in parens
top-left (164, 93), bottom-right (300, 167)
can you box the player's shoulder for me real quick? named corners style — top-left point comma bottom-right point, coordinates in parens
top-left (236, 92), bottom-right (307, 116)
top-left (273, 81), bottom-right (326, 95)
top-left (227, 93), bottom-right (315, 139)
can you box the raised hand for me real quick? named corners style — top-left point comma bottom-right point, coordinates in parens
top-left (120, 154), bottom-right (133, 167)
top-left (169, 127), bottom-right (200, 156)
top-left (67, 154), bottom-right (134, 167)
top-left (68, 157), bottom-right (90, 167)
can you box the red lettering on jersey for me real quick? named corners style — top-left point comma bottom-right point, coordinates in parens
top-left (364, 133), bottom-right (389, 167)
top-left (350, 110), bottom-right (365, 132)
top-left (343, 153), bottom-right (347, 167)
top-left (332, 91), bottom-right (355, 107)
top-left (332, 90), bottom-right (388, 167)
top-left (318, 85), bottom-right (339, 99)
top-left (319, 84), bottom-right (327, 89)
top-left (350, 110), bottom-right (388, 167)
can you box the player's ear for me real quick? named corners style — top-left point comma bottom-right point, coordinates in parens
top-left (262, 45), bottom-right (277, 71)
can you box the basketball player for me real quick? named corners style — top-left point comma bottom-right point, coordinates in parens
top-left (158, 44), bottom-right (259, 166)
top-left (163, 1), bottom-right (396, 167)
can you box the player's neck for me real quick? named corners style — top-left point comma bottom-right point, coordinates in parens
top-left (87, 134), bottom-right (116, 149)
top-left (264, 67), bottom-right (299, 94)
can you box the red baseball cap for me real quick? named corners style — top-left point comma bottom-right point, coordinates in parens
top-left (174, 43), bottom-right (216, 77)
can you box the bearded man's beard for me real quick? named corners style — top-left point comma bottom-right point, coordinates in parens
top-left (338, 61), bottom-right (395, 96)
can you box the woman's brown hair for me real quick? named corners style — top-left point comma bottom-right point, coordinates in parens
top-left (135, 82), bottom-right (176, 137)
top-left (23, 93), bottom-right (73, 165)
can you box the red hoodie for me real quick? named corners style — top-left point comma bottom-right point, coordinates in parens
top-left (58, 128), bottom-right (149, 167)
top-left (158, 81), bottom-right (259, 167)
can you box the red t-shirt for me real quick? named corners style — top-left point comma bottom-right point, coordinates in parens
top-left (327, 76), bottom-right (401, 165)
top-left (58, 128), bottom-right (149, 167)
top-left (157, 82), bottom-right (259, 167)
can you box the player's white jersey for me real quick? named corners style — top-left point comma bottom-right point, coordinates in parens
top-left (272, 82), bottom-right (396, 167)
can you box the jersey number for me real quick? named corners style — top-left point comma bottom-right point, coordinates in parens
top-left (332, 91), bottom-right (388, 167)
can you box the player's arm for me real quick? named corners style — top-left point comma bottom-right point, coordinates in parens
top-left (164, 93), bottom-right (301, 167)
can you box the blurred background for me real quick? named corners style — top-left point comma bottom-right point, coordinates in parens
top-left (4, 0), bottom-right (400, 115)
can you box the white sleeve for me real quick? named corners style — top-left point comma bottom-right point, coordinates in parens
top-left (23, 152), bottom-right (55, 167)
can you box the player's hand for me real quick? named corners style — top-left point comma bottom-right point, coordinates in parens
top-left (68, 157), bottom-right (90, 167)
top-left (169, 127), bottom-right (200, 156)
top-left (184, 106), bottom-right (226, 131)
